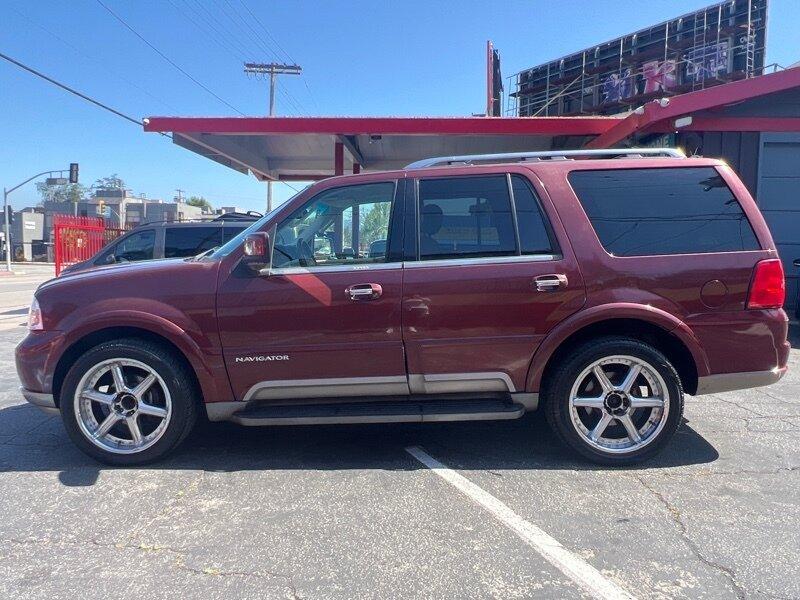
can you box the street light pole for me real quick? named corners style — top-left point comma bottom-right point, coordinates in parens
top-left (3, 187), bottom-right (10, 272)
top-left (3, 169), bottom-right (63, 272)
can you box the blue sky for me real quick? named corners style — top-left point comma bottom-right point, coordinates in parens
top-left (1, 1), bottom-right (798, 213)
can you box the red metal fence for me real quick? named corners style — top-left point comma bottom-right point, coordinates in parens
top-left (53, 215), bottom-right (128, 275)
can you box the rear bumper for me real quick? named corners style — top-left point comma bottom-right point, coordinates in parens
top-left (20, 387), bottom-right (59, 415)
top-left (695, 366), bottom-right (787, 396)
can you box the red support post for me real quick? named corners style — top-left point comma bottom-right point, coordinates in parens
top-left (352, 163), bottom-right (361, 174)
top-left (334, 141), bottom-right (344, 176)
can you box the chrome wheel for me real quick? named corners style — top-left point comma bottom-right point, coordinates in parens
top-left (568, 355), bottom-right (669, 455)
top-left (74, 358), bottom-right (172, 454)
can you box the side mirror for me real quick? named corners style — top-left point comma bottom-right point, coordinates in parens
top-left (242, 232), bottom-right (271, 274)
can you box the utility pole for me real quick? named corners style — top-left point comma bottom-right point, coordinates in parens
top-left (175, 189), bottom-right (186, 202)
top-left (244, 62), bottom-right (302, 212)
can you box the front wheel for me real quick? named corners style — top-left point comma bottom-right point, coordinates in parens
top-left (544, 337), bottom-right (684, 466)
top-left (60, 338), bottom-right (198, 465)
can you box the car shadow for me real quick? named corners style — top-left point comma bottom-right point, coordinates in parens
top-left (0, 402), bottom-right (719, 487)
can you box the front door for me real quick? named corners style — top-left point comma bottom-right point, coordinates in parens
top-left (402, 172), bottom-right (586, 394)
top-left (217, 179), bottom-right (408, 402)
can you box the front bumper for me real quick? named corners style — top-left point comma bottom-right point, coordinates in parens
top-left (695, 366), bottom-right (787, 395)
top-left (20, 387), bottom-right (58, 415)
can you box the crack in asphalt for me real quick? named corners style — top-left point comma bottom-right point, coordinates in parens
top-left (1, 536), bottom-right (302, 598)
top-left (632, 474), bottom-right (747, 600)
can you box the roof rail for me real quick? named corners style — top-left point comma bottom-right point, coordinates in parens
top-left (404, 147), bottom-right (685, 169)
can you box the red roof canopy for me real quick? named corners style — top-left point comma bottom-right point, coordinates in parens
top-left (143, 116), bottom-right (620, 181)
top-left (144, 69), bottom-right (800, 181)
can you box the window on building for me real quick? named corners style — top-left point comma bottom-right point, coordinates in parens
top-left (568, 167), bottom-right (760, 256)
top-left (418, 176), bottom-right (516, 260)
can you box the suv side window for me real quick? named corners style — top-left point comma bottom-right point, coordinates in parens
top-left (273, 182), bottom-right (395, 269)
top-left (569, 167), bottom-right (760, 256)
top-left (164, 226), bottom-right (222, 258)
top-left (511, 175), bottom-right (555, 255)
top-left (100, 229), bottom-right (155, 264)
top-left (418, 176), bottom-right (516, 260)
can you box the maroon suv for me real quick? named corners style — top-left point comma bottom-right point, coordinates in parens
top-left (16, 148), bottom-right (789, 466)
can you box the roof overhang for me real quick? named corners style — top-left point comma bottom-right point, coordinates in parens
top-left (143, 116), bottom-right (621, 181)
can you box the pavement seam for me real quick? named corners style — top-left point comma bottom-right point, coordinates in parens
top-left (631, 474), bottom-right (746, 600)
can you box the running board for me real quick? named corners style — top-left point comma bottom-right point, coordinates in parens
top-left (228, 398), bottom-right (526, 426)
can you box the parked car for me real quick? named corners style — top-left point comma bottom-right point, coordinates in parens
top-left (17, 149), bottom-right (788, 466)
top-left (59, 212), bottom-right (261, 275)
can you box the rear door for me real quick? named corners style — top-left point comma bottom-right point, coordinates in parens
top-left (401, 171), bottom-right (586, 394)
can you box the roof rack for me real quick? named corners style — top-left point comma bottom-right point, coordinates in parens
top-left (404, 147), bottom-right (685, 169)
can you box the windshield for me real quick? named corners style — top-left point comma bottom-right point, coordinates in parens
top-left (205, 188), bottom-right (307, 259)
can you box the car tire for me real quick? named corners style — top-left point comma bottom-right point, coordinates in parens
top-left (60, 338), bottom-right (198, 466)
top-left (543, 336), bottom-right (684, 466)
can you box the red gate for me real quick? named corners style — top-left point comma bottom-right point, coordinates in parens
top-left (53, 215), bottom-right (128, 275)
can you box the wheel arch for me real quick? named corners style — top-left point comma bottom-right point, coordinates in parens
top-left (528, 305), bottom-right (709, 396)
top-left (52, 326), bottom-right (206, 409)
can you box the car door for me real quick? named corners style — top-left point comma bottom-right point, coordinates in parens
top-left (401, 171), bottom-right (586, 394)
top-left (216, 179), bottom-right (408, 403)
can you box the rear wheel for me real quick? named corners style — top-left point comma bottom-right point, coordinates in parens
top-left (544, 337), bottom-right (683, 465)
top-left (60, 339), bottom-right (197, 465)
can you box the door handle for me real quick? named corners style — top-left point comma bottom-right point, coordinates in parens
top-left (533, 274), bottom-right (568, 292)
top-left (346, 283), bottom-right (383, 301)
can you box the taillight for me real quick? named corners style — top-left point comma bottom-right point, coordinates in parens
top-left (747, 259), bottom-right (785, 309)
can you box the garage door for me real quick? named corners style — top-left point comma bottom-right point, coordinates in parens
top-left (757, 133), bottom-right (800, 312)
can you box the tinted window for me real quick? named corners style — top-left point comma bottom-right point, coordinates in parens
top-left (418, 176), bottom-right (515, 259)
top-left (164, 227), bottom-right (222, 258)
top-left (105, 229), bottom-right (155, 263)
top-left (222, 225), bottom-right (248, 242)
top-left (273, 182), bottom-right (395, 268)
top-left (511, 175), bottom-right (554, 255)
top-left (568, 167), bottom-right (760, 256)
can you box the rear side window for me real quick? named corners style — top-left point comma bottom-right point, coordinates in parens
top-left (568, 167), bottom-right (760, 256)
top-left (418, 176), bottom-right (516, 259)
top-left (511, 175), bottom-right (554, 255)
top-left (164, 226), bottom-right (222, 258)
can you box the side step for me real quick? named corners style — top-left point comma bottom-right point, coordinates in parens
top-left (229, 398), bottom-right (525, 426)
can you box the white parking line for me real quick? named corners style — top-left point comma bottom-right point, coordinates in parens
top-left (405, 446), bottom-right (636, 600)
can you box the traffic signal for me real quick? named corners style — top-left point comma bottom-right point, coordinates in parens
top-left (5, 205), bottom-right (13, 225)
top-left (69, 163), bottom-right (79, 184)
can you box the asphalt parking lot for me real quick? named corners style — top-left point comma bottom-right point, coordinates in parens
top-left (0, 269), bottom-right (797, 599)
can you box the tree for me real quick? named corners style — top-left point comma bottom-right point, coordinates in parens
top-left (94, 174), bottom-right (126, 191)
top-left (186, 196), bottom-right (213, 211)
top-left (36, 181), bottom-right (88, 204)
top-left (360, 202), bottom-right (391, 249)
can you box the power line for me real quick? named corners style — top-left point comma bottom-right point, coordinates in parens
top-left (237, 0), bottom-right (320, 112)
top-left (185, 0), bottom-right (251, 60)
top-left (94, 0), bottom-right (245, 116)
top-left (0, 50), bottom-right (171, 138)
top-left (237, 0), bottom-right (296, 64)
top-left (166, 0), bottom-right (245, 63)
top-left (218, 0), bottom-right (308, 115)
top-left (9, 5), bottom-right (180, 114)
